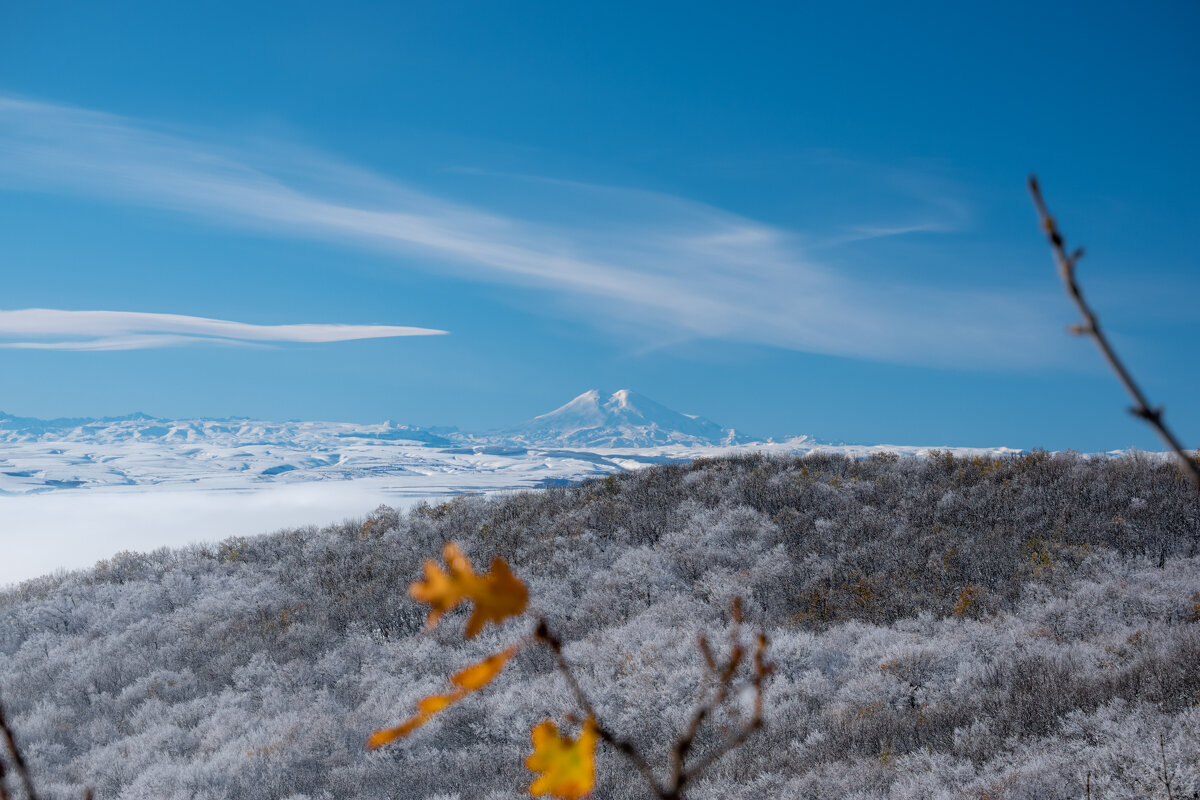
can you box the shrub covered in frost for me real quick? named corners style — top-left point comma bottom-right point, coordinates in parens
top-left (1, 451), bottom-right (1198, 798)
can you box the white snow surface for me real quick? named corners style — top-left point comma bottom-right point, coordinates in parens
top-left (0, 392), bottom-right (1024, 585)
top-left (503, 389), bottom-right (754, 447)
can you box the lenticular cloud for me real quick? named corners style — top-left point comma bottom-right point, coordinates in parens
top-left (0, 309), bottom-right (447, 351)
top-left (0, 95), bottom-right (1066, 368)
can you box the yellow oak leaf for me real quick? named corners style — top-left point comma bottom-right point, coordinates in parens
top-left (451, 644), bottom-right (521, 691)
top-left (409, 542), bottom-right (477, 628)
top-left (525, 717), bottom-right (597, 799)
top-left (464, 558), bottom-right (528, 638)
top-left (409, 542), bottom-right (528, 637)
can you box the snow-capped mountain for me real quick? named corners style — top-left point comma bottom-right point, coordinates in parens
top-left (500, 389), bottom-right (754, 447)
top-left (0, 392), bottom-right (1023, 500)
top-left (0, 395), bottom-right (1027, 584)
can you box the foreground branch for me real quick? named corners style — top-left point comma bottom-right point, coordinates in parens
top-left (1028, 175), bottom-right (1200, 491)
top-left (0, 701), bottom-right (38, 800)
top-left (534, 619), bottom-right (669, 796)
top-left (535, 598), bottom-right (770, 800)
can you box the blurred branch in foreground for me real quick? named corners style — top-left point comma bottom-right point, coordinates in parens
top-left (534, 598), bottom-right (770, 800)
top-left (1, 698), bottom-right (39, 800)
top-left (1028, 174), bottom-right (1200, 491)
top-left (370, 543), bottom-right (771, 799)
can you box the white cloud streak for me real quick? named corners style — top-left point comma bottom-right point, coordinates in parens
top-left (0, 96), bottom-right (1063, 366)
top-left (0, 309), bottom-right (446, 351)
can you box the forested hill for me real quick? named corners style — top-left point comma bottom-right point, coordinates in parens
top-left (2, 452), bottom-right (1199, 799)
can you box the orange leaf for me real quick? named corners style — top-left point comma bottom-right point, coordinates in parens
top-left (368, 642), bottom-right (524, 750)
top-left (417, 690), bottom-right (466, 714)
top-left (451, 644), bottom-right (521, 691)
top-left (465, 558), bottom-right (528, 638)
top-left (367, 690), bottom-right (466, 749)
top-left (409, 543), bottom-right (528, 637)
top-left (367, 713), bottom-right (430, 749)
top-left (409, 542), bottom-right (477, 628)
top-left (525, 717), bottom-right (597, 799)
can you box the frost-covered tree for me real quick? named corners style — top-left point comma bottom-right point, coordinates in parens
top-left (0, 453), bottom-right (1198, 798)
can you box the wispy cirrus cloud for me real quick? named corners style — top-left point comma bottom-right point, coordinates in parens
top-left (0, 96), bottom-right (1064, 367)
top-left (0, 309), bottom-right (446, 351)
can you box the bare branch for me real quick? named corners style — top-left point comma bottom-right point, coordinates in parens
top-left (675, 632), bottom-right (770, 796)
top-left (1158, 732), bottom-right (1176, 800)
top-left (534, 620), bottom-right (668, 797)
top-left (536, 601), bottom-right (770, 800)
top-left (0, 701), bottom-right (38, 800)
top-left (668, 634), bottom-right (732, 790)
top-left (1028, 175), bottom-right (1200, 491)
top-left (697, 634), bottom-right (717, 676)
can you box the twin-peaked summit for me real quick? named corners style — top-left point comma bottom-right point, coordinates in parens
top-left (502, 389), bottom-right (754, 448)
top-left (0, 390), bottom-right (757, 451)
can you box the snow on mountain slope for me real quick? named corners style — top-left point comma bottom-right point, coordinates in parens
top-left (0, 392), bottom-right (1027, 499)
top-left (0, 412), bottom-right (450, 447)
top-left (500, 389), bottom-right (754, 447)
top-left (0, 396), bottom-right (1032, 584)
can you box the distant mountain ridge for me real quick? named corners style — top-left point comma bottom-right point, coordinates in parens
top-left (499, 389), bottom-right (755, 447)
top-left (0, 394), bottom-right (1029, 499)
top-left (0, 412), bottom-right (450, 447)
top-left (0, 390), bottom-right (752, 449)
top-left (0, 411), bottom-right (156, 434)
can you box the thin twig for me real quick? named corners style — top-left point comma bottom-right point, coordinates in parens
top-left (534, 620), bottom-right (668, 797)
top-left (1159, 732), bottom-right (1176, 800)
top-left (669, 623), bottom-right (742, 792)
top-left (676, 633), bottom-right (769, 795)
top-left (668, 635), bottom-right (722, 787)
top-left (1, 749), bottom-right (10, 800)
top-left (1028, 175), bottom-right (1200, 491)
top-left (697, 635), bottom-right (718, 675)
top-left (536, 601), bottom-right (770, 800)
top-left (0, 701), bottom-right (38, 800)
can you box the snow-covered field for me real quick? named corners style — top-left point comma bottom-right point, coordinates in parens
top-left (0, 392), bottom-right (1025, 586)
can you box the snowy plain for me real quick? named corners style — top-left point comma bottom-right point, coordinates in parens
top-left (0, 391), bottom-right (1025, 586)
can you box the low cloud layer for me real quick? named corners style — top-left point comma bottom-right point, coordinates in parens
top-left (0, 96), bottom-right (1063, 367)
top-left (0, 309), bottom-right (446, 351)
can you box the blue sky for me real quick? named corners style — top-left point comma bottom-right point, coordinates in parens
top-left (1, 1), bottom-right (1198, 450)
